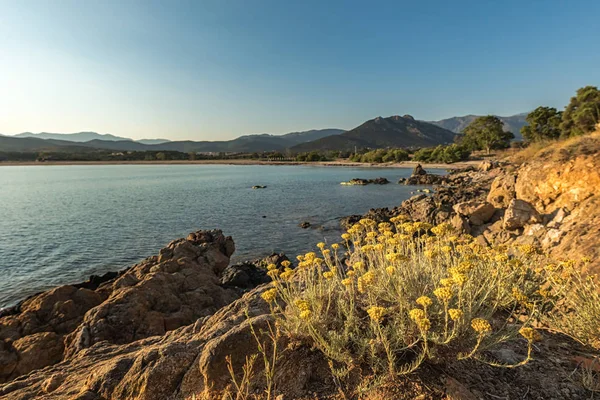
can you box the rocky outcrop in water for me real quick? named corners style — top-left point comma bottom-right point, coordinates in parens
top-left (340, 177), bottom-right (390, 185)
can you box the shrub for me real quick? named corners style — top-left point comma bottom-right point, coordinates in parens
top-left (263, 219), bottom-right (573, 383)
top-left (413, 144), bottom-right (470, 163)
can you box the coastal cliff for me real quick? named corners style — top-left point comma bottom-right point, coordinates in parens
top-left (1, 133), bottom-right (600, 399)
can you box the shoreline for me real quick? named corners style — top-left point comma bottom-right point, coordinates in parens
top-left (0, 159), bottom-right (479, 169)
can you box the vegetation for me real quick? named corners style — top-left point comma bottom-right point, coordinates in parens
top-left (249, 219), bottom-right (600, 397)
top-left (412, 144), bottom-right (471, 164)
top-left (349, 148), bottom-right (409, 163)
top-left (561, 86), bottom-right (600, 137)
top-left (521, 106), bottom-right (563, 142)
top-left (460, 115), bottom-right (514, 154)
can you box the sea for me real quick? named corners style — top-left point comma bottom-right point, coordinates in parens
top-left (0, 164), bottom-right (442, 307)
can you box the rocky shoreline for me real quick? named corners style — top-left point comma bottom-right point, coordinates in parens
top-left (1, 138), bottom-right (600, 398)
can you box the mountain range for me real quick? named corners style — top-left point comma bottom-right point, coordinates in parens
top-left (0, 112), bottom-right (528, 154)
top-left (13, 132), bottom-right (172, 145)
top-left (0, 129), bottom-right (345, 153)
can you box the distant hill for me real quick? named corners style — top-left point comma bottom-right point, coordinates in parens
top-left (430, 113), bottom-right (528, 140)
top-left (0, 129), bottom-right (345, 153)
top-left (0, 135), bottom-right (100, 152)
top-left (14, 131), bottom-right (134, 142)
top-left (292, 115), bottom-right (456, 152)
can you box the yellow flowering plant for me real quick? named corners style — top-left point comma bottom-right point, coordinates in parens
top-left (259, 219), bottom-right (591, 386)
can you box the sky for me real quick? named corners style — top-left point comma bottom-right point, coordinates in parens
top-left (1, 0), bottom-right (599, 141)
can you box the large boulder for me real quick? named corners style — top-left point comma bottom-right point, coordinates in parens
top-left (453, 200), bottom-right (496, 226)
top-left (503, 199), bottom-right (542, 230)
top-left (487, 173), bottom-right (517, 208)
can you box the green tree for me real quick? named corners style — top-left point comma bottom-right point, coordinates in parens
top-left (560, 86), bottom-right (600, 137)
top-left (461, 116), bottom-right (514, 154)
top-left (521, 106), bottom-right (563, 142)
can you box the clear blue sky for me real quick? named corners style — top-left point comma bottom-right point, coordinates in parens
top-left (1, 0), bottom-right (599, 140)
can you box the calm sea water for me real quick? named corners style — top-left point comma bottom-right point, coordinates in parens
top-left (0, 164), bottom-right (441, 307)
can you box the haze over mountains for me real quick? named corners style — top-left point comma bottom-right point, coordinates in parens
top-left (0, 113), bottom-right (528, 154)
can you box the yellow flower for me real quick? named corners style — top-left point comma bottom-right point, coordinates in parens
top-left (471, 318), bottom-right (491, 335)
top-left (341, 278), bottom-right (353, 286)
top-left (512, 287), bottom-right (528, 303)
top-left (416, 296), bottom-right (432, 308)
top-left (261, 288), bottom-right (278, 303)
top-left (367, 306), bottom-right (387, 323)
top-left (417, 318), bottom-right (431, 332)
top-left (519, 327), bottom-right (542, 342)
top-left (299, 310), bottom-right (312, 320)
top-left (322, 249), bottom-right (331, 257)
top-left (280, 270), bottom-right (294, 281)
top-left (431, 223), bottom-right (454, 237)
top-left (267, 269), bottom-right (280, 278)
top-left (346, 270), bottom-right (356, 277)
top-left (441, 245), bottom-right (453, 254)
top-left (323, 271), bottom-right (334, 279)
top-left (304, 252), bottom-right (316, 262)
top-left (440, 278), bottom-right (454, 287)
top-left (294, 299), bottom-right (310, 311)
top-left (409, 308), bottom-right (426, 322)
top-left (452, 273), bottom-right (468, 287)
top-left (281, 260), bottom-right (291, 268)
top-left (353, 261), bottom-right (365, 270)
top-left (434, 287), bottom-right (453, 303)
top-left (357, 271), bottom-right (375, 293)
top-left (317, 242), bottom-right (326, 249)
top-left (448, 309), bottom-right (464, 321)
top-left (296, 255), bottom-right (304, 262)
top-left (341, 233), bottom-right (351, 240)
top-left (331, 243), bottom-right (340, 250)
top-left (386, 266), bottom-right (396, 275)
top-left (267, 263), bottom-right (277, 271)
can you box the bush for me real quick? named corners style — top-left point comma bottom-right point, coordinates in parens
top-left (350, 148), bottom-right (410, 163)
top-left (413, 144), bottom-right (470, 163)
top-left (262, 219), bottom-right (582, 384)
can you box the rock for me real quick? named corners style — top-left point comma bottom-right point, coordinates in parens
top-left (340, 214), bottom-right (362, 229)
top-left (11, 332), bottom-right (64, 379)
top-left (340, 178), bottom-right (389, 185)
top-left (0, 230), bottom-right (240, 383)
top-left (370, 177), bottom-right (390, 184)
top-left (503, 199), bottom-right (542, 230)
top-left (341, 178), bottom-right (369, 186)
top-left (298, 221), bottom-right (311, 229)
top-left (547, 207), bottom-right (569, 229)
top-left (487, 173), bottom-right (516, 208)
top-left (0, 286), bottom-right (330, 400)
top-left (413, 163), bottom-right (427, 175)
top-left (450, 213), bottom-right (470, 234)
top-left (478, 160), bottom-right (497, 172)
top-left (252, 185), bottom-right (267, 189)
top-left (221, 262), bottom-right (271, 289)
top-left (453, 200), bottom-right (495, 226)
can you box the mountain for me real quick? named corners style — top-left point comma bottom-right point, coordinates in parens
top-left (291, 115), bottom-right (456, 152)
top-left (0, 129), bottom-right (345, 153)
top-left (14, 132), bottom-right (133, 142)
top-left (430, 113), bottom-right (528, 140)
